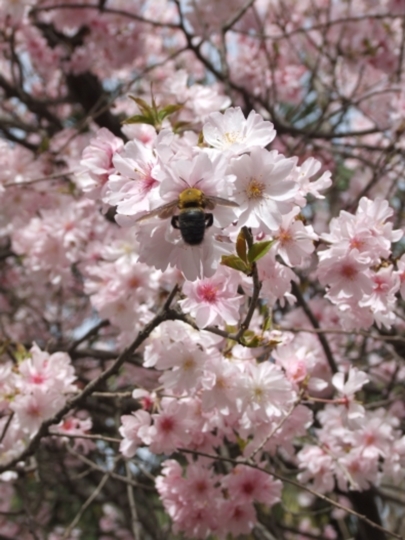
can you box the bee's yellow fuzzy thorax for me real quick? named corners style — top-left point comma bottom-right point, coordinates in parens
top-left (178, 188), bottom-right (206, 209)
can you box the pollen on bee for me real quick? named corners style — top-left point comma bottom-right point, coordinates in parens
top-left (246, 177), bottom-right (265, 199)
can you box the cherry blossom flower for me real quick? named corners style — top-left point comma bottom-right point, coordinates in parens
top-left (333, 367), bottom-right (369, 396)
top-left (272, 209), bottom-right (319, 267)
top-left (230, 148), bottom-right (298, 232)
top-left (332, 368), bottom-right (369, 426)
top-left (222, 464), bottom-right (282, 505)
top-left (203, 107), bottom-right (276, 155)
top-left (50, 415), bottom-right (94, 453)
top-left (273, 342), bottom-right (328, 393)
top-left (240, 362), bottom-right (296, 423)
top-left (77, 128), bottom-right (124, 200)
top-left (106, 139), bottom-right (161, 223)
top-left (217, 500), bottom-right (257, 536)
top-left (179, 266), bottom-right (243, 328)
top-left (17, 344), bottom-right (76, 394)
top-left (318, 248), bottom-right (374, 302)
top-left (148, 399), bottom-right (193, 454)
top-left (201, 355), bottom-right (245, 415)
top-left (119, 410), bottom-right (152, 458)
top-left (295, 156), bottom-right (332, 203)
top-left (257, 250), bottom-right (298, 306)
top-left (157, 341), bottom-right (208, 394)
top-left (297, 446), bottom-right (336, 493)
top-left (158, 151), bottom-right (237, 220)
top-left (11, 387), bottom-right (66, 434)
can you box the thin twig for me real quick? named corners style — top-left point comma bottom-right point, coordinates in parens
top-left (125, 461), bottom-right (141, 540)
top-left (3, 170), bottom-right (74, 188)
top-left (66, 446), bottom-right (151, 489)
top-left (0, 413), bottom-right (14, 445)
top-left (52, 431), bottom-right (121, 444)
top-left (223, 0), bottom-right (255, 32)
top-left (68, 319), bottom-right (109, 353)
top-left (62, 472), bottom-right (110, 539)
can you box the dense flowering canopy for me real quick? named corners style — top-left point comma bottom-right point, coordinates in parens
top-left (0, 1), bottom-right (405, 539)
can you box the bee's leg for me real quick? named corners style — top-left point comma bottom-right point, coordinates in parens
top-left (204, 214), bottom-right (213, 228)
top-left (171, 216), bottom-right (180, 229)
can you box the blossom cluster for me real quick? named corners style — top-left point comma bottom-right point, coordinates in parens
top-left (73, 101), bottom-right (405, 537)
top-left (118, 319), bottom-right (310, 536)
top-left (1, 0), bottom-right (405, 538)
top-left (317, 198), bottom-right (403, 329)
top-left (156, 460), bottom-right (281, 538)
top-left (78, 107), bottom-right (331, 281)
top-left (0, 344), bottom-right (80, 466)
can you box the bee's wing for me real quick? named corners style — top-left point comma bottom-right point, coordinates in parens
top-left (205, 195), bottom-right (239, 210)
top-left (135, 200), bottom-right (178, 222)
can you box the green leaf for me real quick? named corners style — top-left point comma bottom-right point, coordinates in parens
top-left (262, 314), bottom-right (272, 332)
top-left (247, 240), bottom-right (273, 263)
top-left (221, 255), bottom-right (251, 274)
top-left (240, 334), bottom-right (263, 348)
top-left (128, 96), bottom-right (153, 116)
top-left (236, 435), bottom-right (249, 451)
top-left (172, 120), bottom-right (192, 134)
top-left (236, 229), bottom-right (248, 264)
top-left (122, 115), bottom-right (155, 126)
top-left (38, 136), bottom-right (50, 154)
top-left (157, 103), bottom-right (183, 122)
top-left (15, 343), bottom-right (29, 363)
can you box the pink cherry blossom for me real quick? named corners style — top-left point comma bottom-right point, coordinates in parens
top-left (156, 341), bottom-right (208, 394)
top-left (272, 209), bottom-right (319, 267)
top-left (217, 499), bottom-right (257, 536)
top-left (106, 139), bottom-right (161, 222)
top-left (11, 387), bottom-right (66, 434)
top-left (148, 399), bottom-right (193, 454)
top-left (77, 128), bottom-right (124, 200)
top-left (230, 148), bottom-right (298, 232)
top-left (119, 410), bottom-right (152, 458)
top-left (179, 266), bottom-right (243, 328)
top-left (221, 464), bottom-right (282, 505)
top-left (240, 362), bottom-right (296, 422)
top-left (318, 248), bottom-right (374, 302)
top-left (203, 107), bottom-right (276, 155)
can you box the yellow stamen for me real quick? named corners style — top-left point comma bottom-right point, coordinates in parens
top-left (246, 178), bottom-right (265, 199)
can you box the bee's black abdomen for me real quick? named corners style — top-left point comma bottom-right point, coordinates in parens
top-left (178, 210), bottom-right (206, 245)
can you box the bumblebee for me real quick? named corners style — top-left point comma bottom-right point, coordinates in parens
top-left (136, 186), bottom-right (239, 246)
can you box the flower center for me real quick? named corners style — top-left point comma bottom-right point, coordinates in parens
top-left (340, 264), bottom-right (357, 280)
top-left (128, 276), bottom-right (140, 288)
top-left (183, 357), bottom-right (196, 370)
top-left (246, 178), bottom-right (265, 199)
top-left (31, 373), bottom-right (45, 384)
top-left (160, 417), bottom-right (174, 433)
top-left (197, 283), bottom-right (218, 303)
top-left (349, 237), bottom-right (364, 250)
top-left (278, 228), bottom-right (292, 245)
top-left (224, 131), bottom-right (242, 145)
